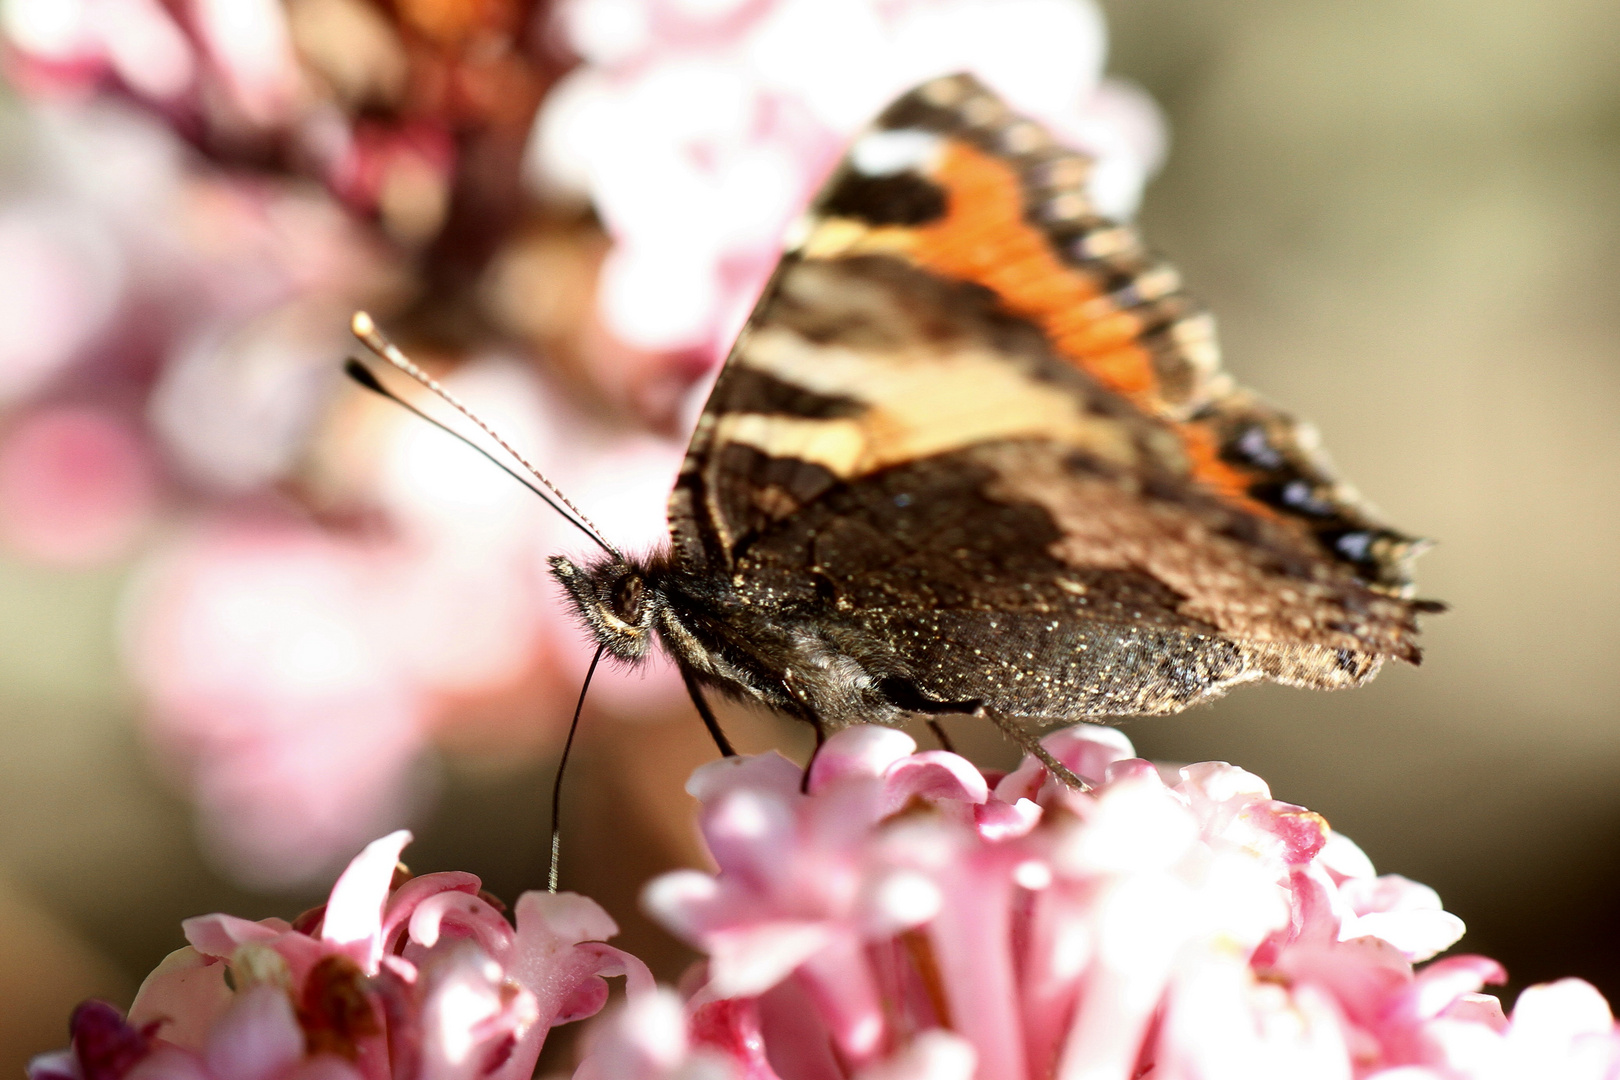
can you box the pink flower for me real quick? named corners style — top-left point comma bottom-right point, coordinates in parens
top-left (0, 404), bottom-right (158, 564)
top-left (123, 520), bottom-right (434, 886)
top-left (123, 399), bottom-right (689, 886)
top-left (0, 0), bottom-right (693, 888)
top-left (29, 831), bottom-right (652, 1080)
top-left (1, 0), bottom-right (199, 103)
top-left (0, 204), bottom-right (124, 404)
top-left (623, 724), bottom-right (1620, 1079)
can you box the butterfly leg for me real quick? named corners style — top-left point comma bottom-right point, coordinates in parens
top-left (801, 718), bottom-right (828, 794)
top-left (926, 719), bottom-right (957, 754)
top-left (978, 707), bottom-right (1091, 792)
top-left (681, 665), bottom-right (737, 758)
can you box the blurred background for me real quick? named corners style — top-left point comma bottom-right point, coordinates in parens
top-left (2, 0), bottom-right (1619, 1072)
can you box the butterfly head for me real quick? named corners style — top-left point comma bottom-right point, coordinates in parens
top-left (549, 554), bottom-right (658, 662)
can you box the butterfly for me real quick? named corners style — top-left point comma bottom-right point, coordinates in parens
top-left (359, 72), bottom-right (1438, 777)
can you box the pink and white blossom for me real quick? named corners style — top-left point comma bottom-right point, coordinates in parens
top-left (0, 404), bottom-right (158, 564)
top-left (621, 724), bottom-right (1620, 1079)
top-left (29, 831), bottom-right (651, 1080)
top-left (33, 741), bottom-right (1620, 1079)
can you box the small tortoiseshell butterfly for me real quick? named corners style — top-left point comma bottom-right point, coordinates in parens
top-left (359, 73), bottom-right (1439, 774)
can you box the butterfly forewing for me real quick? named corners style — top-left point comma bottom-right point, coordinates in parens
top-left (653, 73), bottom-right (1432, 729)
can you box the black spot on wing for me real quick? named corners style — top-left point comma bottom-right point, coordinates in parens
top-left (819, 170), bottom-right (947, 226)
top-left (1210, 409), bottom-right (1426, 594)
top-left (873, 89), bottom-right (968, 135)
top-left (712, 444), bottom-right (842, 560)
top-left (714, 367), bottom-right (867, 419)
top-left (1318, 527), bottom-right (1420, 588)
top-left (772, 254), bottom-right (1074, 374)
top-left (717, 444), bottom-right (841, 506)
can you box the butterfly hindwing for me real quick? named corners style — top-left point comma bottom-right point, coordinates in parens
top-left (662, 73), bottom-right (1432, 728)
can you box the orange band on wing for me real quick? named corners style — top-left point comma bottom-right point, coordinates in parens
top-left (910, 141), bottom-right (1151, 393)
top-left (908, 140), bottom-right (1262, 507)
top-left (1178, 424), bottom-right (1256, 504)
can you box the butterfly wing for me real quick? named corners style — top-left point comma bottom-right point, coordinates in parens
top-left (666, 73), bottom-right (1433, 723)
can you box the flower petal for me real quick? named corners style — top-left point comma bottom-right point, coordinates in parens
top-left (880, 751), bottom-right (988, 814)
top-left (381, 871), bottom-right (482, 949)
top-left (1509, 978), bottom-right (1615, 1045)
top-left (322, 830), bottom-right (412, 971)
top-left (517, 890), bottom-right (620, 947)
top-left (688, 997), bottom-right (781, 1079)
top-left (1318, 832), bottom-right (1377, 882)
top-left (853, 1030), bottom-right (976, 1080)
top-left (128, 948), bottom-right (232, 1050)
top-left (809, 726), bottom-right (917, 793)
top-left (975, 796), bottom-right (1042, 842)
top-left (642, 869), bottom-right (725, 940)
top-left (203, 986), bottom-right (303, 1080)
top-left (707, 922), bottom-right (836, 998)
top-left (1340, 875), bottom-right (1444, 917)
top-left (407, 891), bottom-right (515, 956)
top-left (1051, 775), bottom-right (1196, 875)
top-left (1400, 955), bottom-right (1508, 1024)
top-left (181, 915), bottom-right (281, 958)
top-left (1350, 910), bottom-right (1465, 963)
top-left (688, 751), bottom-right (802, 802)
top-left (574, 990), bottom-right (704, 1080)
top-left (701, 788), bottom-right (800, 888)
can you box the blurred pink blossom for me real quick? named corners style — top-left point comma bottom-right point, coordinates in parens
top-left (0, 204), bottom-right (124, 403)
top-left (0, 0), bottom-right (585, 887)
top-left (532, 0), bottom-right (1166, 384)
top-left (1, 0), bottom-right (198, 102)
top-left (122, 389), bottom-right (687, 884)
top-left (2, 0), bottom-right (410, 199)
top-left (28, 830), bottom-right (652, 1080)
top-left (575, 989), bottom-right (770, 1080)
top-left (610, 724), bottom-right (1620, 1079)
top-left (0, 405), bottom-right (158, 564)
top-left (124, 520), bottom-right (435, 886)
top-left (190, 0), bottom-right (301, 126)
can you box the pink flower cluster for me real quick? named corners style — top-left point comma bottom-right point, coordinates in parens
top-left (0, 0), bottom-right (462, 226)
top-left (0, 0), bottom-right (653, 884)
top-left (31, 734), bottom-right (1620, 1078)
top-left (608, 724), bottom-right (1620, 1079)
top-left (29, 831), bottom-right (650, 1080)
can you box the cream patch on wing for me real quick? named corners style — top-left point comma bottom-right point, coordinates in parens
top-left (715, 325), bottom-right (1142, 480)
top-left (789, 216), bottom-right (917, 259)
top-left (849, 129), bottom-right (943, 176)
top-left (713, 412), bottom-right (867, 476)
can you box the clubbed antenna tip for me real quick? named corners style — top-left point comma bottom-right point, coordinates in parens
top-left (344, 311), bottom-right (621, 560)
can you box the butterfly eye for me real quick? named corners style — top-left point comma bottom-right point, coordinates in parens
top-left (610, 574), bottom-right (645, 624)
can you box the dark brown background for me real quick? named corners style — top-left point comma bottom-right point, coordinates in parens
top-left (4, 1), bottom-right (1620, 1073)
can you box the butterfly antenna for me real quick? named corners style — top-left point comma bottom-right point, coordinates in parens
top-left (343, 360), bottom-right (614, 555)
top-left (348, 311), bottom-right (622, 560)
top-left (549, 643), bottom-right (606, 893)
